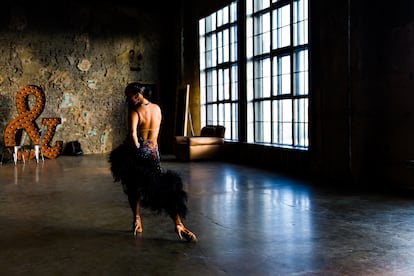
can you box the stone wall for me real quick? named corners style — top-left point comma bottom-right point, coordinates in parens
top-left (0, 1), bottom-right (179, 154)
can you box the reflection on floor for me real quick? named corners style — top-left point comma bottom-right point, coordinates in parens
top-left (0, 154), bottom-right (414, 275)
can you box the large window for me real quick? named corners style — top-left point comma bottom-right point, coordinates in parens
top-left (199, 0), bottom-right (308, 148)
top-left (199, 2), bottom-right (239, 140)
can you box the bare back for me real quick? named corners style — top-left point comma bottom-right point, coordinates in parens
top-left (129, 103), bottom-right (162, 147)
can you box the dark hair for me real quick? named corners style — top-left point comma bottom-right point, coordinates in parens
top-left (125, 82), bottom-right (152, 99)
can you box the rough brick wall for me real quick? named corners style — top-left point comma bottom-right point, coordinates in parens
top-left (0, 1), bottom-right (177, 154)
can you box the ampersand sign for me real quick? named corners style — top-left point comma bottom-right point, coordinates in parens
top-left (3, 85), bottom-right (63, 160)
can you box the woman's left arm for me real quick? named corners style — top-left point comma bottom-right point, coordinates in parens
top-left (129, 110), bottom-right (140, 148)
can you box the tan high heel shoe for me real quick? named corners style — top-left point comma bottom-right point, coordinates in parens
top-left (132, 216), bottom-right (143, 236)
top-left (175, 223), bottom-right (197, 242)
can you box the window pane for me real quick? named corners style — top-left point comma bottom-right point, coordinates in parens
top-left (206, 104), bottom-right (213, 124)
top-left (224, 103), bottom-right (231, 138)
top-left (217, 9), bottom-right (223, 27)
top-left (247, 0), bottom-right (253, 15)
top-left (223, 29), bottom-right (230, 62)
top-left (293, 49), bottom-right (308, 95)
top-left (224, 68), bottom-right (230, 100)
top-left (272, 5), bottom-right (291, 49)
top-left (231, 26), bottom-right (238, 62)
top-left (254, 0), bottom-right (270, 12)
top-left (263, 58), bottom-right (271, 97)
top-left (218, 103), bottom-right (224, 125)
top-left (246, 17), bottom-right (253, 58)
top-left (272, 56), bottom-right (291, 95)
top-left (231, 65), bottom-right (238, 100)
top-left (272, 57), bottom-right (279, 96)
top-left (201, 104), bottom-right (206, 127)
top-left (254, 60), bottom-right (264, 98)
top-left (199, 18), bottom-right (205, 35)
top-left (263, 100), bottom-right (272, 143)
top-left (281, 99), bottom-right (293, 145)
top-left (206, 33), bottom-right (217, 67)
top-left (294, 98), bottom-right (308, 146)
top-left (218, 6), bottom-right (229, 27)
top-left (254, 101), bottom-right (263, 142)
top-left (213, 70), bottom-right (218, 102)
top-left (218, 31), bottom-right (223, 64)
top-left (247, 101), bottom-right (254, 142)
top-left (254, 12), bottom-right (270, 55)
top-left (281, 55), bottom-right (291, 94)
top-left (253, 58), bottom-right (271, 98)
top-left (247, 61), bottom-right (254, 95)
top-left (230, 2), bottom-right (237, 22)
top-left (280, 5), bottom-right (291, 41)
top-left (212, 103), bottom-right (218, 123)
top-left (272, 100), bottom-right (278, 142)
top-left (200, 73), bottom-right (206, 96)
top-left (293, 0), bottom-right (308, 46)
top-left (255, 100), bottom-right (271, 143)
top-left (199, 36), bottom-right (205, 70)
top-left (273, 99), bottom-right (292, 145)
top-left (206, 14), bottom-right (216, 33)
top-left (232, 103), bottom-right (239, 139)
top-left (218, 69), bottom-right (224, 100)
top-left (206, 71), bottom-right (213, 102)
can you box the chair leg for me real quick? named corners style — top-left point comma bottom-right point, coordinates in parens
top-left (13, 146), bottom-right (25, 165)
top-left (34, 145), bottom-right (40, 163)
top-left (0, 150), bottom-right (4, 165)
top-left (21, 148), bottom-right (25, 164)
top-left (27, 148), bottom-right (31, 162)
top-left (13, 147), bottom-right (18, 165)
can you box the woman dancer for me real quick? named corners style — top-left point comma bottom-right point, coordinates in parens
top-left (109, 82), bottom-right (197, 242)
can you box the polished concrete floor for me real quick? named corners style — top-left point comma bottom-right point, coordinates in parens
top-left (1, 154), bottom-right (414, 275)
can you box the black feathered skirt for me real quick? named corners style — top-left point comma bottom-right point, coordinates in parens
top-left (109, 142), bottom-right (188, 218)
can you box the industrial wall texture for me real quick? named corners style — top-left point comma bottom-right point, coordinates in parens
top-left (0, 2), bottom-right (174, 155)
